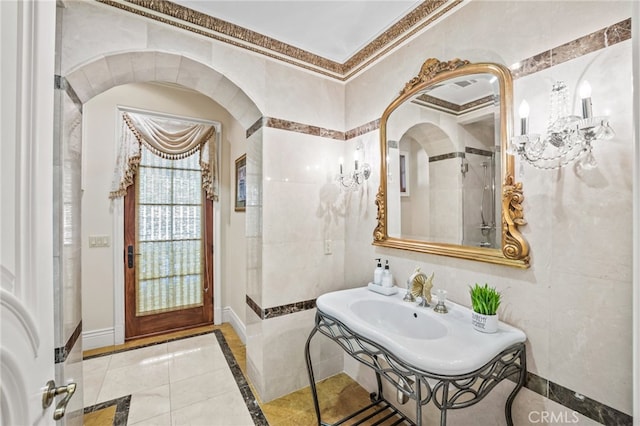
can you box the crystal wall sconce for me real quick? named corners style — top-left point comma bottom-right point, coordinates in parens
top-left (337, 140), bottom-right (370, 190)
top-left (508, 80), bottom-right (614, 170)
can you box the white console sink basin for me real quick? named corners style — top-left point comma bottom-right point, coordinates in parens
top-left (350, 299), bottom-right (448, 340)
top-left (316, 287), bottom-right (526, 376)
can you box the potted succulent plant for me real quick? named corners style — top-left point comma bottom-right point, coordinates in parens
top-left (469, 283), bottom-right (501, 333)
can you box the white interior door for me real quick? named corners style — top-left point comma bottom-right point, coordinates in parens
top-left (1, 1), bottom-right (60, 424)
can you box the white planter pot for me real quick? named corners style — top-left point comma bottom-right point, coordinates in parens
top-left (471, 312), bottom-right (499, 333)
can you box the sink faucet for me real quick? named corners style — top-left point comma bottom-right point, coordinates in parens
top-left (402, 278), bottom-right (415, 302)
top-left (406, 267), bottom-right (434, 307)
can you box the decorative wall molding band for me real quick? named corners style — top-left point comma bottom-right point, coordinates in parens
top-left (511, 18), bottom-right (631, 80)
top-left (245, 295), bottom-right (262, 320)
top-left (521, 372), bottom-right (632, 425)
top-left (54, 75), bottom-right (83, 111)
top-left (465, 147), bottom-right (494, 157)
top-left (414, 93), bottom-right (495, 115)
top-left (345, 119), bottom-right (381, 140)
top-left (245, 116), bottom-right (379, 141)
top-left (429, 152), bottom-right (464, 163)
top-left (246, 117), bottom-right (264, 139)
top-left (54, 320), bottom-right (82, 364)
top-left (264, 117), bottom-right (345, 141)
top-left (245, 295), bottom-right (316, 320)
top-left (246, 117), bottom-right (380, 141)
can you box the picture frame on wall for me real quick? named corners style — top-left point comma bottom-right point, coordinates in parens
top-left (235, 154), bottom-right (246, 212)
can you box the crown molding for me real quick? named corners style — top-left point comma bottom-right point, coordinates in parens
top-left (96, 0), bottom-right (464, 81)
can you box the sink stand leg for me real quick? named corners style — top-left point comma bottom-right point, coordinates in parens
top-left (504, 347), bottom-right (527, 426)
top-left (415, 378), bottom-right (422, 426)
top-left (369, 355), bottom-right (384, 403)
top-left (305, 327), bottom-right (323, 426)
top-left (439, 382), bottom-right (449, 426)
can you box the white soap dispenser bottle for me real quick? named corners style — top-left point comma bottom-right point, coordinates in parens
top-left (373, 258), bottom-right (383, 285)
top-left (382, 260), bottom-right (393, 288)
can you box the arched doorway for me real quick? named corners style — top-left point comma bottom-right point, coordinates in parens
top-left (63, 51), bottom-right (263, 345)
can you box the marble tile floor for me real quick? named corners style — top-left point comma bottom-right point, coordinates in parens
top-left (83, 324), bottom-right (403, 425)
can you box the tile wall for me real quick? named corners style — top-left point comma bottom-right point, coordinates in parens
top-left (61, 1), bottom-right (635, 422)
top-left (345, 1), bottom-right (634, 423)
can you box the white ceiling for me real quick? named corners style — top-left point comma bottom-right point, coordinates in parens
top-left (172, 1), bottom-right (422, 63)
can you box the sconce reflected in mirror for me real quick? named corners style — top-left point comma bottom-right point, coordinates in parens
top-left (508, 80), bottom-right (614, 171)
top-left (338, 140), bottom-right (371, 190)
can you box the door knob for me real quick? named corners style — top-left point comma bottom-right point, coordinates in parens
top-left (42, 380), bottom-right (77, 420)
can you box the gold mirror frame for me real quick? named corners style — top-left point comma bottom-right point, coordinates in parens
top-left (373, 58), bottom-right (530, 268)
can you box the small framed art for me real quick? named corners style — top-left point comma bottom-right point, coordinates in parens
top-left (235, 154), bottom-right (246, 212)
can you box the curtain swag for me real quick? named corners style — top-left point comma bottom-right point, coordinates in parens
top-left (110, 111), bottom-right (218, 201)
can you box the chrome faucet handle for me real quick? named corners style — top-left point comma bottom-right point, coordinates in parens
top-left (433, 289), bottom-right (448, 314)
top-left (403, 279), bottom-right (415, 302)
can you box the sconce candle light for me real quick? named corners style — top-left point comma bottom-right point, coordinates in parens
top-left (508, 80), bottom-right (614, 170)
top-left (338, 140), bottom-right (371, 190)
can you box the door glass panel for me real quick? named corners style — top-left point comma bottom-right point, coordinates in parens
top-left (136, 146), bottom-right (203, 316)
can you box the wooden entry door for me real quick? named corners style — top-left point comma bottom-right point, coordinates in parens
top-left (124, 147), bottom-right (213, 339)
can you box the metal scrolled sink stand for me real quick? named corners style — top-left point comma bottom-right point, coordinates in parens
top-left (305, 310), bottom-right (527, 426)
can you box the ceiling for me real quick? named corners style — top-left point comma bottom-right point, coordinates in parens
top-left (172, 1), bottom-right (422, 63)
top-left (100, 0), bottom-right (461, 79)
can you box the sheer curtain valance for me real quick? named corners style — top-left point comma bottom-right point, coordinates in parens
top-left (110, 111), bottom-right (218, 200)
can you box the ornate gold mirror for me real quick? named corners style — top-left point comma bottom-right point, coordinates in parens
top-left (373, 58), bottom-right (529, 268)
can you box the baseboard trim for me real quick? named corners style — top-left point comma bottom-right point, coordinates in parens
top-left (83, 308), bottom-right (245, 349)
top-left (222, 306), bottom-right (246, 344)
top-left (82, 327), bottom-right (115, 351)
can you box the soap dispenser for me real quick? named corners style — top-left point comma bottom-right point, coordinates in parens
top-left (373, 258), bottom-right (383, 285)
top-left (381, 260), bottom-right (393, 288)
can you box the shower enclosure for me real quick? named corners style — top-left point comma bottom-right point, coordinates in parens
top-left (462, 150), bottom-right (499, 248)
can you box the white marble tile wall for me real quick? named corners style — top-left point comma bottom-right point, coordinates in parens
top-left (346, 9), bottom-right (633, 422)
top-left (344, 1), bottom-right (633, 418)
top-left (262, 128), bottom-right (346, 308)
top-left (252, 309), bottom-right (343, 403)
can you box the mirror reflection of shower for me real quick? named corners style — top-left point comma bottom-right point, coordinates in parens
top-left (479, 158), bottom-right (496, 247)
top-left (461, 148), bottom-right (499, 249)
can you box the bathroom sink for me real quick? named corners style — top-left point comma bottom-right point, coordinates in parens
top-left (316, 287), bottom-right (526, 376)
top-left (349, 299), bottom-right (448, 340)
